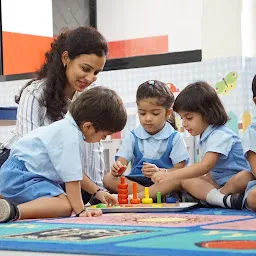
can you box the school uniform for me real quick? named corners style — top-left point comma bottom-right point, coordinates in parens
top-left (199, 125), bottom-right (251, 186)
top-left (0, 80), bottom-right (105, 191)
top-left (0, 112), bottom-right (85, 204)
top-left (116, 122), bottom-right (189, 186)
top-left (242, 117), bottom-right (256, 206)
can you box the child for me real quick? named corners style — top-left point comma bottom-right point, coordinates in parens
top-left (0, 86), bottom-right (127, 222)
top-left (241, 75), bottom-right (256, 211)
top-left (103, 80), bottom-right (189, 200)
top-left (152, 81), bottom-right (254, 209)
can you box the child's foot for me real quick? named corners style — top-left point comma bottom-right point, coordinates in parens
top-left (223, 193), bottom-right (244, 210)
top-left (197, 200), bottom-right (216, 208)
top-left (0, 199), bottom-right (20, 223)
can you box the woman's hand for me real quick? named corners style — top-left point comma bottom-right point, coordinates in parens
top-left (95, 190), bottom-right (118, 206)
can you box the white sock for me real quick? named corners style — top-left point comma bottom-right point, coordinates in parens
top-left (206, 188), bottom-right (231, 208)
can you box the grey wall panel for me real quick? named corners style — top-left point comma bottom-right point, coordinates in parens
top-left (52, 0), bottom-right (90, 35)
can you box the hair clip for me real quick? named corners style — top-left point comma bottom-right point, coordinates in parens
top-left (148, 80), bottom-right (155, 85)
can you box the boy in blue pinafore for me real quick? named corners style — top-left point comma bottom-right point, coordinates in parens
top-left (241, 75), bottom-right (256, 211)
top-left (0, 86), bottom-right (127, 223)
top-left (152, 81), bottom-right (254, 209)
top-left (103, 80), bottom-right (189, 200)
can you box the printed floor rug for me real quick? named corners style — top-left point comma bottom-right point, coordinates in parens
top-left (0, 207), bottom-right (255, 255)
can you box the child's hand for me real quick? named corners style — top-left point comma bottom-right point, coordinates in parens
top-left (142, 162), bottom-right (160, 178)
top-left (111, 161), bottom-right (126, 177)
top-left (79, 208), bottom-right (102, 217)
top-left (95, 190), bottom-right (118, 206)
top-left (151, 171), bottom-right (170, 183)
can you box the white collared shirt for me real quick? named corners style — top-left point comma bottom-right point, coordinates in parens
top-left (1, 80), bottom-right (105, 188)
top-left (116, 122), bottom-right (189, 165)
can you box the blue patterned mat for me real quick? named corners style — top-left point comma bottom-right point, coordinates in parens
top-left (0, 208), bottom-right (256, 255)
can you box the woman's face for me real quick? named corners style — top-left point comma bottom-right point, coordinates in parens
top-left (64, 52), bottom-right (106, 96)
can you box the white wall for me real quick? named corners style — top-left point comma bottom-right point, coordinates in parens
top-left (98, 0), bottom-right (256, 60)
top-left (97, 0), bottom-right (202, 53)
top-left (202, 0), bottom-right (242, 59)
top-left (241, 0), bottom-right (256, 57)
top-left (1, 0), bottom-right (53, 37)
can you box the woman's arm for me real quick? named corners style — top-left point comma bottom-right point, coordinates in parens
top-left (83, 142), bottom-right (105, 189)
top-left (16, 85), bottom-right (46, 137)
top-left (80, 173), bottom-right (101, 195)
top-left (80, 173), bottom-right (118, 205)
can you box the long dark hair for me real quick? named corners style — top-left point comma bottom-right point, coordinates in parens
top-left (136, 80), bottom-right (177, 129)
top-left (15, 26), bottom-right (108, 121)
top-left (173, 81), bottom-right (228, 126)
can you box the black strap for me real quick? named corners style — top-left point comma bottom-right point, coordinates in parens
top-left (93, 188), bottom-right (101, 197)
top-left (223, 194), bottom-right (230, 208)
top-left (75, 208), bottom-right (86, 217)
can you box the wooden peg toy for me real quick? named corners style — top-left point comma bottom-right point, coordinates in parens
top-left (118, 166), bottom-right (126, 175)
top-left (142, 187), bottom-right (153, 204)
top-left (118, 176), bottom-right (128, 204)
top-left (130, 182), bottom-right (141, 204)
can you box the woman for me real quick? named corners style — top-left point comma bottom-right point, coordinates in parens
top-left (0, 26), bottom-right (108, 203)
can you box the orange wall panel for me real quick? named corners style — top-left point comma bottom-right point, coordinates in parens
top-left (2, 32), bottom-right (53, 75)
top-left (2, 33), bottom-right (168, 75)
top-left (108, 35), bottom-right (168, 59)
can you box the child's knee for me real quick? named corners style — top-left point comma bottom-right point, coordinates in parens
top-left (234, 171), bottom-right (254, 187)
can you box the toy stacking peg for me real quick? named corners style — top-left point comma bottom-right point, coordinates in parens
top-left (152, 191), bottom-right (163, 207)
top-left (118, 176), bottom-right (128, 204)
top-left (130, 182), bottom-right (141, 204)
top-left (156, 192), bottom-right (162, 204)
top-left (142, 187), bottom-right (153, 204)
top-left (118, 166), bottom-right (126, 175)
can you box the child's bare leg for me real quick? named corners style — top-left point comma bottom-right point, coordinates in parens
top-left (246, 189), bottom-right (256, 211)
top-left (221, 171), bottom-right (254, 194)
top-left (137, 180), bottom-right (182, 200)
top-left (182, 176), bottom-right (219, 201)
top-left (18, 194), bottom-right (72, 220)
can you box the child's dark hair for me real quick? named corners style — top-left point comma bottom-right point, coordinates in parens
top-left (173, 81), bottom-right (228, 126)
top-left (69, 86), bottom-right (127, 133)
top-left (136, 80), bottom-right (177, 129)
top-left (252, 75), bottom-right (256, 98)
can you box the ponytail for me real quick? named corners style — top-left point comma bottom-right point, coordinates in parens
top-left (167, 112), bottom-right (177, 130)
